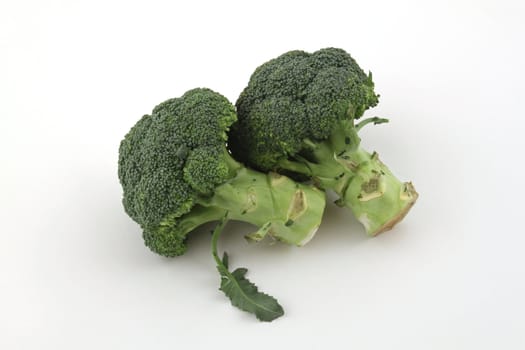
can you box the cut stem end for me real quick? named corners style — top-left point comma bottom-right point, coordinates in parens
top-left (367, 182), bottom-right (418, 236)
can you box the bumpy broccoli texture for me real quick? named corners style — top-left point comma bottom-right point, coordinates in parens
top-left (230, 48), bottom-right (418, 235)
top-left (118, 88), bottom-right (325, 257)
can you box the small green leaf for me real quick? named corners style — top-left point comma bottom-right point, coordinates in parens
top-left (218, 266), bottom-right (284, 322)
top-left (211, 215), bottom-right (284, 322)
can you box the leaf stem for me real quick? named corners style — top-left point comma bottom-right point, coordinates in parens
top-left (211, 212), bottom-right (229, 267)
top-left (355, 116), bottom-right (389, 132)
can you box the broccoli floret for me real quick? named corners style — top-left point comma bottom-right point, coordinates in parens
top-left (230, 48), bottom-right (418, 235)
top-left (118, 88), bottom-right (325, 257)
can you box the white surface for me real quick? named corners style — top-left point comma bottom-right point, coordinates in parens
top-left (2, 0), bottom-right (524, 349)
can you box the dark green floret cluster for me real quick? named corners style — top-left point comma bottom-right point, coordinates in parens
top-left (232, 48), bottom-right (378, 171)
top-left (119, 89), bottom-right (234, 256)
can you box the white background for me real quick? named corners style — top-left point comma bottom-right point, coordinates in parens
top-left (2, 0), bottom-right (524, 349)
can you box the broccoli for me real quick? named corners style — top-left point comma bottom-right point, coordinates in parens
top-left (118, 88), bottom-right (325, 258)
top-left (229, 48), bottom-right (418, 235)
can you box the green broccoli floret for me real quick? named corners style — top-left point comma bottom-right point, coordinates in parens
top-left (230, 48), bottom-right (418, 235)
top-left (118, 88), bottom-right (325, 257)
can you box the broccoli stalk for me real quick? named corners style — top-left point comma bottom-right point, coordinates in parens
top-left (278, 118), bottom-right (417, 235)
top-left (178, 155), bottom-right (325, 247)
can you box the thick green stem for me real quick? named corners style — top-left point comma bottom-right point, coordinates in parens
top-left (277, 120), bottom-right (417, 235)
top-left (199, 167), bottom-right (326, 246)
top-left (335, 148), bottom-right (418, 235)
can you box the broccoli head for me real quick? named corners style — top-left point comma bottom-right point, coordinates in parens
top-left (230, 48), bottom-right (417, 235)
top-left (118, 88), bottom-right (325, 257)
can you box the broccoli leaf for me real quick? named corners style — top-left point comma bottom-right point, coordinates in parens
top-left (218, 266), bottom-right (284, 322)
top-left (212, 215), bottom-right (284, 322)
